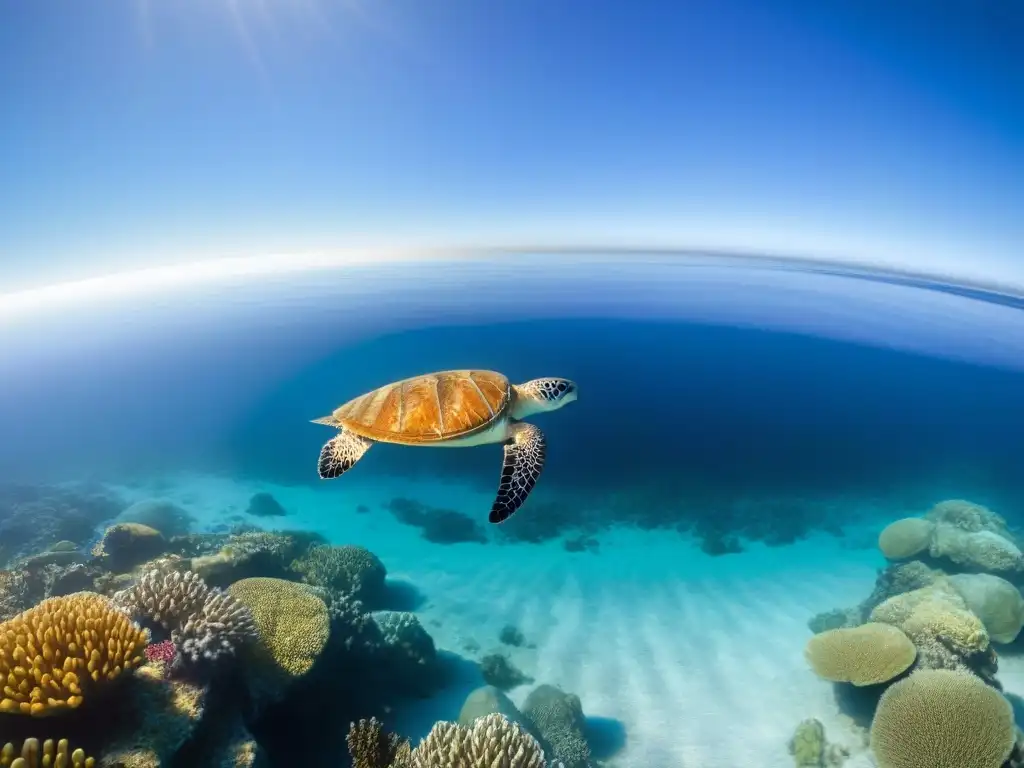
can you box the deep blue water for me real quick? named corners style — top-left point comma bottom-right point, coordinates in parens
top-left (2, 252), bottom-right (1023, 537)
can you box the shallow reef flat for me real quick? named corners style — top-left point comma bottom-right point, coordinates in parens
top-left (4, 477), bottom-right (1024, 767)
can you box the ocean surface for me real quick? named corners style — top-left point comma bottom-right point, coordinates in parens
top-left (2, 251), bottom-right (1024, 767)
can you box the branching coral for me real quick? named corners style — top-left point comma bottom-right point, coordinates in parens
top-left (0, 592), bottom-right (148, 716)
top-left (410, 713), bottom-right (548, 768)
top-left (0, 738), bottom-right (94, 768)
top-left (346, 717), bottom-right (412, 768)
top-left (114, 569), bottom-right (257, 671)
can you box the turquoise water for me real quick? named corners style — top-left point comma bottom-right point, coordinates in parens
top-left (3, 251), bottom-right (1024, 767)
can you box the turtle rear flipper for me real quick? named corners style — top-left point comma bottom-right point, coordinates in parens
top-left (489, 422), bottom-right (546, 524)
top-left (319, 428), bottom-right (373, 479)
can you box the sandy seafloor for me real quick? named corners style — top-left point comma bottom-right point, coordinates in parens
top-left (104, 472), bottom-right (1024, 768)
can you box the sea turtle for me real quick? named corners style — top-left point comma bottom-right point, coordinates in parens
top-left (312, 370), bottom-right (578, 523)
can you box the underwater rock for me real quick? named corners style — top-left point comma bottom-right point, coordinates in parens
top-left (947, 573), bottom-right (1024, 644)
top-left (245, 492), bottom-right (288, 518)
top-left (480, 653), bottom-right (534, 691)
top-left (788, 718), bottom-right (849, 767)
top-left (563, 534), bottom-right (600, 553)
top-left (117, 499), bottom-right (196, 538)
top-left (0, 488), bottom-right (114, 565)
top-left (521, 684), bottom-right (592, 768)
top-left (385, 497), bottom-right (488, 545)
top-left (99, 663), bottom-right (211, 768)
top-left (808, 607), bottom-right (862, 635)
top-left (499, 624), bottom-right (526, 647)
top-left (289, 543), bottom-right (388, 608)
top-left (0, 569), bottom-right (31, 622)
top-left (94, 523), bottom-right (170, 573)
top-left (929, 524), bottom-right (1024, 575)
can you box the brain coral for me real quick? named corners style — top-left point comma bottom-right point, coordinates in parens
top-left (410, 713), bottom-right (546, 768)
top-left (226, 577), bottom-right (330, 678)
top-left (0, 738), bottom-right (94, 768)
top-left (0, 591), bottom-right (148, 716)
top-left (870, 668), bottom-right (1014, 768)
top-left (804, 623), bottom-right (916, 686)
top-left (878, 518), bottom-right (935, 560)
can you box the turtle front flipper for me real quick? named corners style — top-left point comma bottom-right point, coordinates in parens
top-left (318, 428), bottom-right (373, 479)
top-left (489, 422), bottom-right (546, 524)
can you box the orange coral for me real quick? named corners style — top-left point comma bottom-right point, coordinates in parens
top-left (0, 592), bottom-right (149, 716)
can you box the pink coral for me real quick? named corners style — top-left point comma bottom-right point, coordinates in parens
top-left (145, 639), bottom-right (177, 664)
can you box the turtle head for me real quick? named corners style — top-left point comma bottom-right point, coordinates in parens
top-left (512, 377), bottom-right (578, 418)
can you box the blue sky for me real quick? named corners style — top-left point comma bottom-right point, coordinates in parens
top-left (1, 0), bottom-right (1022, 289)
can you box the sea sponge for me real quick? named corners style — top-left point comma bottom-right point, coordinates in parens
top-left (948, 573), bottom-right (1024, 644)
top-left (878, 518), bottom-right (934, 560)
top-left (0, 591), bottom-right (148, 716)
top-left (0, 738), bottom-right (94, 768)
top-left (804, 623), bottom-right (916, 686)
top-left (410, 713), bottom-right (546, 768)
top-left (870, 668), bottom-right (1014, 768)
top-left (226, 577), bottom-right (330, 679)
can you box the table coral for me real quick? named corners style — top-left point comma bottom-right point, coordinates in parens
top-left (0, 591), bottom-right (148, 716)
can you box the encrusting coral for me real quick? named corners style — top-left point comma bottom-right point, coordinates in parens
top-left (0, 591), bottom-right (148, 716)
top-left (804, 623), bottom-right (917, 686)
top-left (0, 738), bottom-right (94, 768)
top-left (870, 668), bottom-right (1015, 768)
top-left (113, 569), bottom-right (257, 671)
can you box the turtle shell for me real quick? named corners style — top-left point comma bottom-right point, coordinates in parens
top-left (333, 370), bottom-right (511, 444)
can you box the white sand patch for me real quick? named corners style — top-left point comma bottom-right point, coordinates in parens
top-left (108, 471), bottom-right (890, 767)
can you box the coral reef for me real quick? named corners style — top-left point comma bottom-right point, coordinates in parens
top-left (947, 573), bottom-right (1024, 644)
top-left (290, 544), bottom-right (387, 607)
top-left (114, 569), bottom-right (257, 672)
top-left (929, 525), bottom-right (1024, 574)
top-left (226, 577), bottom-right (330, 698)
top-left (346, 717), bottom-right (412, 768)
top-left (788, 718), bottom-right (848, 768)
top-left (804, 623), bottom-right (917, 686)
top-left (870, 668), bottom-right (1014, 768)
top-left (93, 524), bottom-right (169, 573)
top-left (0, 592), bottom-right (148, 716)
top-left (521, 684), bottom-right (591, 768)
top-left (0, 738), bottom-right (94, 768)
top-left (410, 713), bottom-right (547, 768)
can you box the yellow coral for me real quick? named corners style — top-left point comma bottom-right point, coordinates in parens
top-left (878, 518), bottom-right (934, 560)
top-left (870, 668), bottom-right (1014, 767)
top-left (0, 738), bottom-right (94, 768)
top-left (226, 577), bottom-right (329, 678)
top-left (0, 592), bottom-right (149, 716)
top-left (804, 623), bottom-right (917, 686)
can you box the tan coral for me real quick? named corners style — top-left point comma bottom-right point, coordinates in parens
top-left (346, 717), bottom-right (412, 768)
top-left (410, 713), bottom-right (547, 768)
top-left (0, 591), bottom-right (149, 716)
top-left (870, 668), bottom-right (1014, 767)
top-left (226, 577), bottom-right (330, 679)
top-left (0, 738), bottom-right (94, 768)
top-left (878, 518), bottom-right (934, 560)
top-left (804, 623), bottom-right (916, 686)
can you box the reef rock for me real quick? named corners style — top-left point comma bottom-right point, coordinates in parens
top-left (929, 524), bottom-right (1024, 574)
top-left (948, 572), bottom-right (1024, 644)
